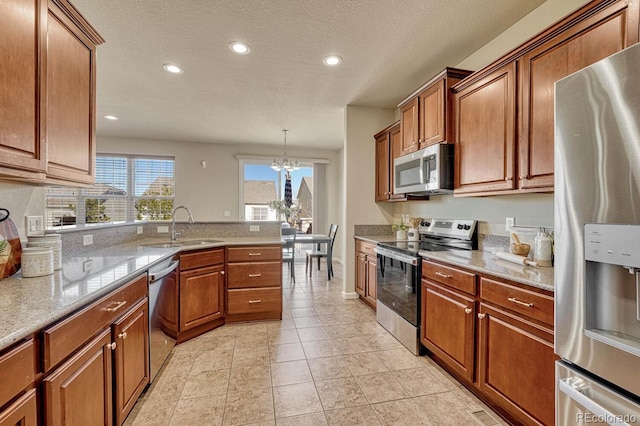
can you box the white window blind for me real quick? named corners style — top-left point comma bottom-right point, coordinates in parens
top-left (45, 155), bottom-right (175, 229)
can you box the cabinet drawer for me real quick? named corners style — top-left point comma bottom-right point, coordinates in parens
top-left (180, 248), bottom-right (224, 271)
top-left (227, 262), bottom-right (281, 289)
top-left (480, 277), bottom-right (553, 326)
top-left (227, 288), bottom-right (282, 315)
top-left (423, 260), bottom-right (476, 295)
top-left (355, 240), bottom-right (376, 257)
top-left (0, 339), bottom-right (35, 409)
top-left (227, 246), bottom-right (281, 262)
top-left (43, 274), bottom-right (147, 372)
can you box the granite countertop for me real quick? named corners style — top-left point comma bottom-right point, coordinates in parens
top-left (0, 236), bottom-right (283, 352)
top-left (354, 235), bottom-right (554, 292)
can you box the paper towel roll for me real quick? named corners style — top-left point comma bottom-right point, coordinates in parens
top-left (496, 251), bottom-right (538, 267)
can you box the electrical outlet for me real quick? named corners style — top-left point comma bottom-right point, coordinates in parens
top-left (83, 234), bottom-right (93, 246)
top-left (157, 225), bottom-right (169, 233)
top-left (224, 210), bottom-right (231, 217)
top-left (505, 217), bottom-right (515, 231)
top-left (137, 226), bottom-right (143, 235)
top-left (250, 225), bottom-right (260, 232)
top-left (25, 216), bottom-right (44, 237)
top-left (83, 259), bottom-right (93, 272)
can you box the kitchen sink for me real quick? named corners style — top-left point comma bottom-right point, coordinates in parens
top-left (139, 239), bottom-right (222, 248)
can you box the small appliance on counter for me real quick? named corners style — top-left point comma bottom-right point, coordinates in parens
top-left (374, 218), bottom-right (477, 355)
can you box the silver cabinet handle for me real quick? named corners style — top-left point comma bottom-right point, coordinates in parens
top-left (107, 342), bottom-right (117, 350)
top-left (106, 301), bottom-right (127, 312)
top-left (118, 332), bottom-right (127, 339)
top-left (248, 274), bottom-right (262, 278)
top-left (221, 270), bottom-right (225, 275)
top-left (508, 297), bottom-right (534, 307)
top-left (464, 308), bottom-right (472, 314)
top-left (248, 253), bottom-right (261, 256)
top-left (249, 299), bottom-right (262, 304)
top-left (477, 313), bottom-right (486, 319)
top-left (435, 271), bottom-right (452, 279)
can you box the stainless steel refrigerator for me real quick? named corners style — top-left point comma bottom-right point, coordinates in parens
top-left (555, 42), bottom-right (640, 424)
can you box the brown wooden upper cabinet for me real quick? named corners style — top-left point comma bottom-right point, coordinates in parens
top-left (0, 0), bottom-right (103, 185)
top-left (399, 68), bottom-right (472, 156)
top-left (452, 0), bottom-right (639, 196)
top-left (374, 122), bottom-right (405, 202)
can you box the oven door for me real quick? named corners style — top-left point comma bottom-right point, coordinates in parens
top-left (375, 250), bottom-right (420, 327)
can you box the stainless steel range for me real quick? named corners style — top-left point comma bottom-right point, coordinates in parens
top-left (375, 219), bottom-right (477, 355)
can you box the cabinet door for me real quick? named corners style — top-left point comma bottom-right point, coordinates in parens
top-left (180, 265), bottom-right (225, 331)
top-left (112, 299), bottom-right (149, 426)
top-left (477, 304), bottom-right (556, 426)
top-left (388, 124), bottom-right (406, 200)
top-left (0, 388), bottom-right (38, 426)
top-left (400, 98), bottom-right (419, 155)
top-left (375, 132), bottom-right (391, 202)
top-left (0, 0), bottom-right (46, 177)
top-left (355, 252), bottom-right (366, 297)
top-left (419, 79), bottom-right (445, 147)
top-left (421, 281), bottom-right (475, 382)
top-left (364, 256), bottom-right (377, 307)
top-left (44, 329), bottom-right (113, 426)
top-left (45, 1), bottom-right (98, 184)
top-left (454, 62), bottom-right (516, 195)
top-left (519, 3), bottom-right (635, 190)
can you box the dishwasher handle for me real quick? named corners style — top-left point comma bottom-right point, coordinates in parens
top-left (149, 260), bottom-right (179, 283)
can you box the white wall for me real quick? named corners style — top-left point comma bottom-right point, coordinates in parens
top-left (0, 182), bottom-right (45, 240)
top-left (343, 105), bottom-right (395, 296)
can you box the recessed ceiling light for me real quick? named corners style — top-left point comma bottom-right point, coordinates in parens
top-left (104, 115), bottom-right (119, 120)
top-left (323, 55), bottom-right (342, 66)
top-left (229, 41), bottom-right (250, 55)
top-left (162, 64), bottom-right (184, 74)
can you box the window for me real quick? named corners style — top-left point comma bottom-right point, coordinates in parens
top-left (45, 155), bottom-right (175, 229)
top-left (251, 206), bottom-right (269, 221)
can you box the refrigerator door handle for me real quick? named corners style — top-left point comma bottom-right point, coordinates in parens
top-left (558, 379), bottom-right (628, 425)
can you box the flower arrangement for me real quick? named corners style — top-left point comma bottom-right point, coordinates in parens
top-left (391, 223), bottom-right (409, 232)
top-left (268, 200), bottom-right (302, 226)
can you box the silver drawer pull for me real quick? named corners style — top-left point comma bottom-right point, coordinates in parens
top-left (118, 332), bottom-right (127, 339)
top-left (107, 342), bottom-right (117, 350)
top-left (435, 271), bottom-right (452, 279)
top-left (248, 274), bottom-right (262, 278)
top-left (508, 297), bottom-right (534, 308)
top-left (464, 308), bottom-right (472, 314)
top-left (106, 301), bottom-right (127, 312)
top-left (248, 253), bottom-right (262, 256)
top-left (249, 299), bottom-right (262, 304)
top-left (477, 313), bottom-right (486, 319)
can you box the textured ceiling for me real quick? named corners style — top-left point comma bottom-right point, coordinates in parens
top-left (71, 0), bottom-right (545, 150)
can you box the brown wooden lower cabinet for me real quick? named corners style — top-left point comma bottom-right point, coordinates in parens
top-left (354, 239), bottom-right (376, 310)
top-left (179, 264), bottom-right (225, 331)
top-left (0, 388), bottom-right (38, 426)
top-left (44, 329), bottom-right (114, 426)
top-left (421, 259), bottom-right (556, 425)
top-left (112, 298), bottom-right (149, 426)
top-left (421, 280), bottom-right (475, 382)
top-left (477, 303), bottom-right (556, 426)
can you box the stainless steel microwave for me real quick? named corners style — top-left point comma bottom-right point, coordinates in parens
top-left (393, 144), bottom-right (453, 195)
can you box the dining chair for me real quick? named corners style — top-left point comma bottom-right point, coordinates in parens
top-left (281, 227), bottom-right (297, 283)
top-left (305, 224), bottom-right (338, 278)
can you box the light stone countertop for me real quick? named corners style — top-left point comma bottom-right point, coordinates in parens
top-left (0, 236), bottom-right (283, 352)
top-left (354, 235), bottom-right (554, 292)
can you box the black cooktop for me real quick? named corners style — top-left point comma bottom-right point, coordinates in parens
top-left (377, 240), bottom-right (452, 254)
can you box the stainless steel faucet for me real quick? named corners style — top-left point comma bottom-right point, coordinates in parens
top-left (171, 205), bottom-right (194, 241)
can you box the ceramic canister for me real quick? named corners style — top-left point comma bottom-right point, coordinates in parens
top-left (27, 234), bottom-right (62, 270)
top-left (21, 247), bottom-right (54, 278)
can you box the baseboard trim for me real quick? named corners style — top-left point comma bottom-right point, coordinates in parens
top-left (342, 291), bottom-right (359, 300)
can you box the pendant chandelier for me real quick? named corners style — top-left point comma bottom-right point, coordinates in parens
top-left (271, 129), bottom-right (299, 171)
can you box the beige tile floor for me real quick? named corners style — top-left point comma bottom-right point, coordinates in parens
top-left (125, 261), bottom-right (508, 426)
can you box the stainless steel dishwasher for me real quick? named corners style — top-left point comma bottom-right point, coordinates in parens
top-left (148, 256), bottom-right (179, 382)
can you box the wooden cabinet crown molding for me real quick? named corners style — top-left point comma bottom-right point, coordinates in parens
top-left (452, 0), bottom-right (636, 93)
top-left (398, 67), bottom-right (474, 108)
top-left (49, 0), bottom-right (105, 45)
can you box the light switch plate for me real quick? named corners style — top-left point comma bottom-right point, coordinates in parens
top-left (224, 210), bottom-right (231, 217)
top-left (25, 216), bottom-right (44, 237)
top-left (250, 225), bottom-right (260, 232)
top-left (83, 234), bottom-right (93, 246)
top-left (137, 226), bottom-right (143, 235)
top-left (157, 225), bottom-right (169, 233)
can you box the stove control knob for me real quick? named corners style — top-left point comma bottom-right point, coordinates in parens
top-left (457, 224), bottom-right (464, 230)
top-left (464, 224), bottom-right (471, 230)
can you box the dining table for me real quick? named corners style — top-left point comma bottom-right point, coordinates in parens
top-left (287, 233), bottom-right (333, 280)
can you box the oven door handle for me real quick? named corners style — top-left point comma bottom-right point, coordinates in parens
top-left (374, 247), bottom-right (419, 265)
top-left (558, 379), bottom-right (625, 424)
